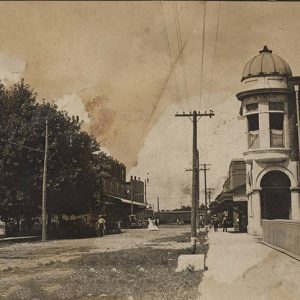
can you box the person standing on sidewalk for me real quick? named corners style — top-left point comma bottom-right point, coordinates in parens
top-left (213, 217), bottom-right (219, 232)
top-left (222, 216), bottom-right (228, 232)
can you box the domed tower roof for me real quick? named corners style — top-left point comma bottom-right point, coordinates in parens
top-left (241, 46), bottom-right (292, 82)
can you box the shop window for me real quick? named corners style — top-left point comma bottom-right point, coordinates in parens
top-left (247, 114), bottom-right (259, 149)
top-left (269, 102), bottom-right (284, 111)
top-left (269, 113), bottom-right (284, 147)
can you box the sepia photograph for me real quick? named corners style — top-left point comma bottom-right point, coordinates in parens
top-left (0, 1), bottom-right (299, 299)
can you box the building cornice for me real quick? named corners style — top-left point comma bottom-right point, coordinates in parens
top-left (236, 88), bottom-right (293, 101)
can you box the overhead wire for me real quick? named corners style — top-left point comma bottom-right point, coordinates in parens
top-left (207, 1), bottom-right (221, 107)
top-left (158, 0), bottom-right (172, 58)
top-left (199, 1), bottom-right (207, 109)
top-left (157, 0), bottom-right (190, 157)
top-left (173, 1), bottom-right (190, 106)
top-left (0, 138), bottom-right (44, 153)
top-left (158, 0), bottom-right (186, 111)
top-left (171, 1), bottom-right (192, 166)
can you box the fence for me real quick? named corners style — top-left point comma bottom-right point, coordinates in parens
top-left (262, 219), bottom-right (300, 258)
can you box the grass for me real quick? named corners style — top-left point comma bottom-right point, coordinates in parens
top-left (60, 247), bottom-right (204, 300)
top-left (6, 279), bottom-right (47, 300)
top-left (6, 246), bottom-right (207, 300)
top-left (151, 232), bottom-right (192, 243)
top-left (4, 229), bottom-right (209, 300)
top-left (151, 231), bottom-right (208, 253)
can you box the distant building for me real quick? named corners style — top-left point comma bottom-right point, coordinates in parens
top-left (100, 157), bottom-right (145, 224)
top-left (126, 176), bottom-right (144, 203)
top-left (210, 159), bottom-right (247, 231)
top-left (154, 210), bottom-right (192, 224)
top-left (103, 159), bottom-right (127, 198)
top-left (236, 46), bottom-right (300, 235)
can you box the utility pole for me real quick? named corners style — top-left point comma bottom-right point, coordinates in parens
top-left (175, 110), bottom-right (214, 252)
top-left (131, 177), bottom-right (134, 215)
top-left (199, 164), bottom-right (211, 226)
top-left (195, 150), bottom-right (199, 229)
top-left (157, 196), bottom-right (160, 214)
top-left (42, 118), bottom-right (48, 242)
top-left (144, 173), bottom-right (149, 219)
top-left (207, 188), bottom-right (215, 203)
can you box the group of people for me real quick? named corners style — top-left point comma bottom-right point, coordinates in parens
top-left (147, 218), bottom-right (159, 231)
top-left (212, 215), bottom-right (228, 232)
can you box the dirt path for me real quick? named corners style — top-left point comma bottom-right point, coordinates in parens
top-left (0, 226), bottom-right (191, 298)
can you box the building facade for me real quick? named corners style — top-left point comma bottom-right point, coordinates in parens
top-left (126, 176), bottom-right (145, 203)
top-left (236, 46), bottom-right (300, 235)
top-left (103, 159), bottom-right (127, 198)
top-left (100, 157), bottom-right (146, 225)
top-left (210, 159), bottom-right (247, 231)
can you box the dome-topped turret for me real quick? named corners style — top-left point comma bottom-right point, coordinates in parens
top-left (241, 46), bottom-right (292, 82)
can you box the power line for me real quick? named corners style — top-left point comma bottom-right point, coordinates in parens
top-left (157, 0), bottom-right (190, 155)
top-left (156, 1), bottom-right (188, 35)
top-left (173, 1), bottom-right (190, 104)
top-left (158, 1), bottom-right (172, 57)
top-left (173, 2), bottom-right (185, 65)
top-left (157, 1), bottom-right (182, 109)
top-left (199, 1), bottom-right (207, 109)
top-left (0, 138), bottom-right (44, 153)
top-left (207, 1), bottom-right (221, 107)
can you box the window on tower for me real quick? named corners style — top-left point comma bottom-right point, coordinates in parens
top-left (247, 114), bottom-right (259, 149)
top-left (269, 113), bottom-right (284, 147)
top-left (246, 103), bottom-right (258, 112)
top-left (269, 102), bottom-right (284, 111)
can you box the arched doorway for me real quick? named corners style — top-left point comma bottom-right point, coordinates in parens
top-left (260, 171), bottom-right (291, 219)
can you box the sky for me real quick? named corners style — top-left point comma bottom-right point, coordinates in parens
top-left (1, 1), bottom-right (300, 209)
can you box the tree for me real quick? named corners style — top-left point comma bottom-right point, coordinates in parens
top-left (0, 80), bottom-right (110, 227)
top-left (173, 205), bottom-right (192, 211)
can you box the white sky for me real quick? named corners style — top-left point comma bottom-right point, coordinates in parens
top-left (1, 1), bottom-right (300, 208)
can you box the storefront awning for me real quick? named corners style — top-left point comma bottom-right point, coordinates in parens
top-left (105, 194), bottom-right (146, 207)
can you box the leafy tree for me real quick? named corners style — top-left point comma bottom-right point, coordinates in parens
top-left (0, 80), bottom-right (110, 228)
top-left (173, 205), bottom-right (192, 211)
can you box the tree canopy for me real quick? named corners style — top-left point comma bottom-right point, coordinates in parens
top-left (0, 80), bottom-right (111, 220)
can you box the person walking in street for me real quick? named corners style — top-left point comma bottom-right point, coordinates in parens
top-left (148, 218), bottom-right (158, 231)
top-left (96, 215), bottom-right (106, 237)
top-left (222, 216), bottom-right (228, 232)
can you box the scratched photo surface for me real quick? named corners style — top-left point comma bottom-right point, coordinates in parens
top-left (0, 1), bottom-right (300, 300)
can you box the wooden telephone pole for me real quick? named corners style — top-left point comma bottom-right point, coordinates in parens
top-left (175, 110), bottom-right (214, 252)
top-left (207, 188), bottom-right (215, 203)
top-left (42, 118), bottom-right (48, 242)
top-left (199, 164), bottom-right (211, 225)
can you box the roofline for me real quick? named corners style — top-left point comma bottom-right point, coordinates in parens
top-left (241, 47), bottom-right (292, 82)
top-left (236, 88), bottom-right (293, 101)
top-left (241, 72), bottom-right (291, 82)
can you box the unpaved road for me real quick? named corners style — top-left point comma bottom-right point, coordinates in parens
top-left (0, 225), bottom-right (191, 298)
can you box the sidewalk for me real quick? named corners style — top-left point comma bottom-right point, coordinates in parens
top-left (198, 230), bottom-right (300, 300)
top-left (0, 236), bottom-right (40, 243)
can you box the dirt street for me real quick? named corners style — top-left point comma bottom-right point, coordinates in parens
top-left (0, 225), bottom-right (193, 299)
